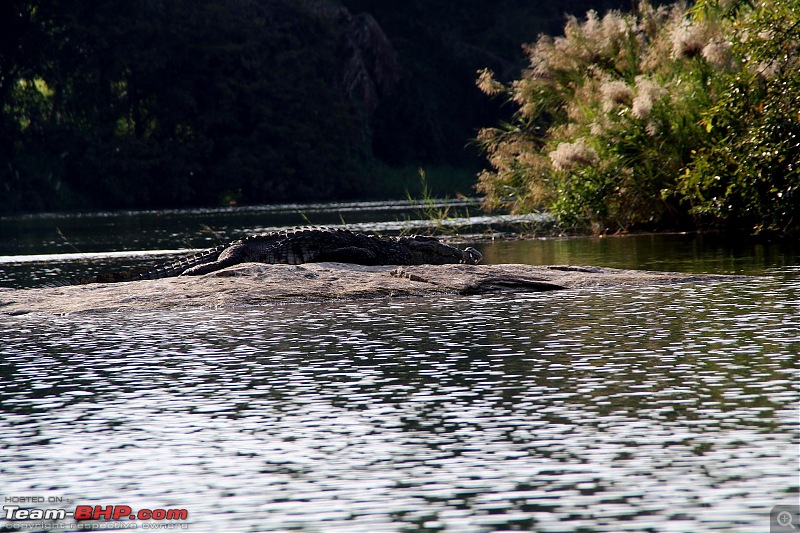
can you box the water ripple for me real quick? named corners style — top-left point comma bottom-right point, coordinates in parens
top-left (0, 277), bottom-right (797, 532)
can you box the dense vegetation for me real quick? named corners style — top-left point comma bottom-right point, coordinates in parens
top-left (0, 0), bottom-right (651, 213)
top-left (1, 0), bottom-right (390, 211)
top-left (3, 0), bottom-right (796, 235)
top-left (477, 0), bottom-right (799, 234)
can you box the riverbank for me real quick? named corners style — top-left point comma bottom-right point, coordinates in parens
top-left (0, 262), bottom-right (740, 316)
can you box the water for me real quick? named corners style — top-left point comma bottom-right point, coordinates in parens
top-left (0, 200), bottom-right (794, 286)
top-left (0, 199), bottom-right (544, 288)
top-left (1, 202), bottom-right (798, 532)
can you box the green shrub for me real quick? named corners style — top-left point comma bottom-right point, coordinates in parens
top-left (477, 0), bottom-right (799, 234)
top-left (677, 0), bottom-right (800, 234)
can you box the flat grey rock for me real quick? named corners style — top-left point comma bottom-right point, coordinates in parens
top-left (0, 263), bottom-right (739, 316)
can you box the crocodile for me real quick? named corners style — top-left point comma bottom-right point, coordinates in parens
top-left (61, 227), bottom-right (482, 285)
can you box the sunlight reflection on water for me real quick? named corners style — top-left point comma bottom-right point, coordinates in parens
top-left (1, 277), bottom-right (798, 532)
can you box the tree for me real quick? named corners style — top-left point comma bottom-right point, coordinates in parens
top-left (0, 0), bottom-right (398, 212)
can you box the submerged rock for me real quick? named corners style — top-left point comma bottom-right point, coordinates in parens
top-left (0, 263), bottom-right (738, 316)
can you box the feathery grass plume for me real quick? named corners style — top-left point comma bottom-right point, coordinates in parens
top-left (670, 19), bottom-right (708, 58)
top-left (549, 138), bottom-right (599, 172)
top-left (601, 79), bottom-right (634, 111)
top-left (702, 38), bottom-right (735, 70)
top-left (477, 0), bottom-right (798, 233)
top-left (525, 9), bottom-right (646, 82)
top-left (640, 3), bottom-right (686, 73)
top-left (631, 75), bottom-right (667, 119)
top-left (476, 68), bottom-right (505, 96)
top-left (567, 71), bottom-right (604, 122)
top-left (669, 7), bottom-right (732, 62)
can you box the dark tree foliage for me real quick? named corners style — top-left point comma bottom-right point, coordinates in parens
top-left (1, 0), bottom-right (392, 212)
top-left (340, 0), bottom-right (649, 167)
top-left (1, 0), bottom-right (657, 213)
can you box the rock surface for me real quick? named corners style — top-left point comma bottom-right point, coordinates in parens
top-left (0, 263), bottom-right (737, 316)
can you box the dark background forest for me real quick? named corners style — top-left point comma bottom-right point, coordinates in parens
top-left (1, 0), bottom-right (647, 213)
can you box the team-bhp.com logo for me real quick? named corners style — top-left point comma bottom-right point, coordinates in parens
top-left (74, 506), bottom-right (187, 521)
top-left (3, 503), bottom-right (188, 529)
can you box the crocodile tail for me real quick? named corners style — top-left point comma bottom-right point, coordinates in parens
top-left (128, 244), bottom-right (228, 280)
top-left (44, 243), bottom-right (228, 286)
top-left (43, 265), bottom-right (162, 287)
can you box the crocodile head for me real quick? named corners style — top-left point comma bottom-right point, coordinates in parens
top-left (403, 236), bottom-right (483, 264)
top-left (462, 247), bottom-right (482, 264)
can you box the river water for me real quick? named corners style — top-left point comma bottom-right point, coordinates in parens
top-left (0, 202), bottom-right (798, 532)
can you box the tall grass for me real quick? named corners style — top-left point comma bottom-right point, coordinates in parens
top-left (477, 0), bottom-right (799, 234)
